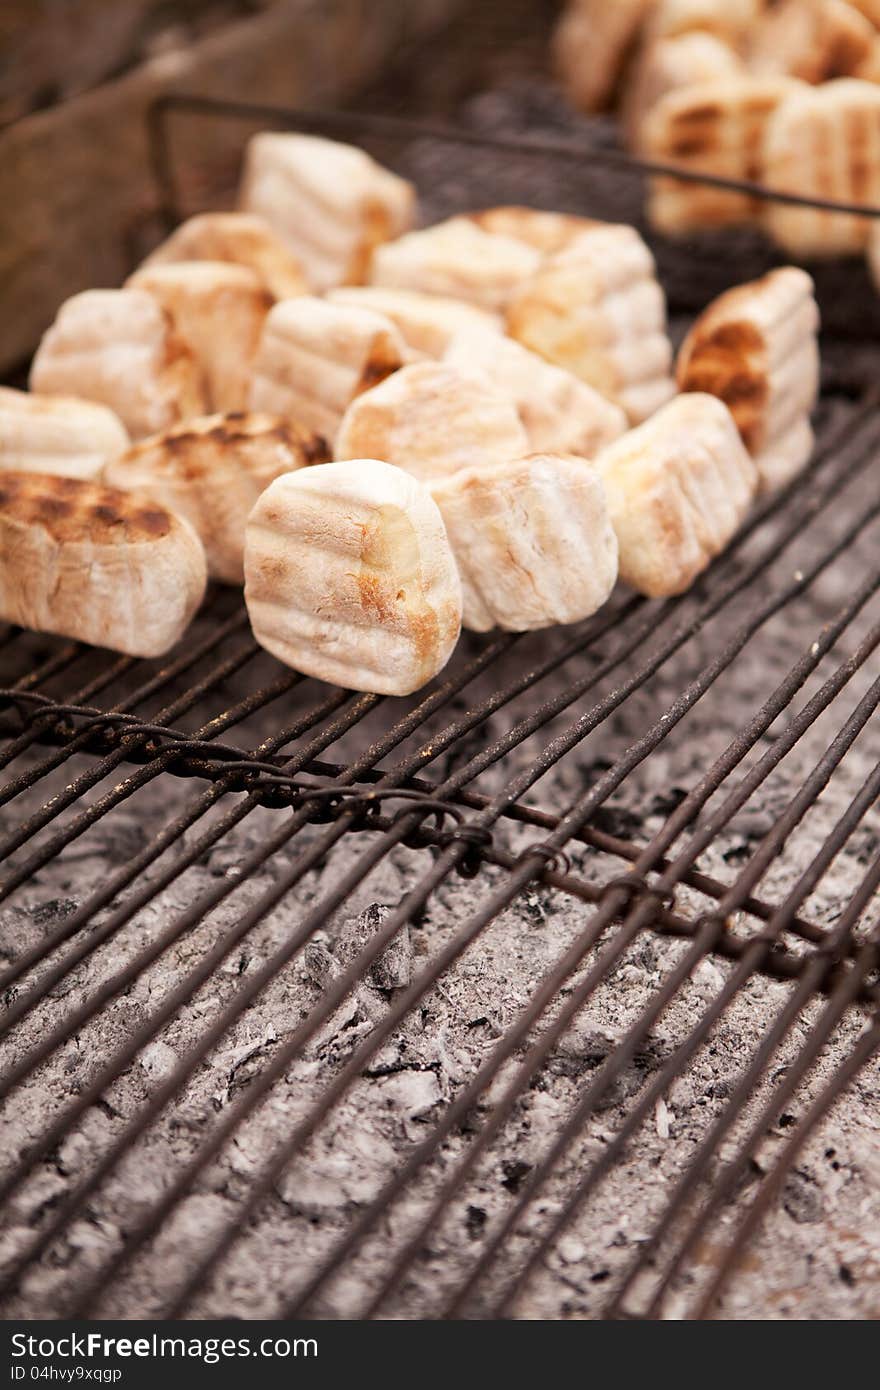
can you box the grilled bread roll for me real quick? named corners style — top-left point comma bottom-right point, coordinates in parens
top-left (139, 211), bottom-right (307, 300)
top-left (506, 224), bottom-right (675, 423)
top-left (762, 78), bottom-right (880, 255)
top-left (0, 470), bottom-right (206, 655)
top-left (0, 387), bottom-right (129, 480)
top-left (248, 296), bottom-right (405, 445)
top-left (596, 394), bottom-right (758, 597)
top-left (30, 288), bottom-right (206, 440)
top-left (466, 206), bottom-right (602, 254)
top-left (623, 31), bottom-right (744, 150)
top-left (553, 0), bottom-right (656, 112)
top-left (430, 453), bottom-right (618, 632)
top-left (334, 362), bottom-right (529, 482)
top-left (128, 261), bottom-right (272, 413)
top-left (104, 412), bottom-right (329, 584)
top-left (239, 132), bottom-right (416, 291)
top-left (749, 0), bottom-right (874, 84)
top-left (642, 77), bottom-right (795, 233)
top-left (369, 217), bottom-right (542, 312)
top-left (244, 460), bottom-right (462, 695)
top-left (444, 327), bottom-right (627, 457)
top-left (676, 267), bottom-right (819, 491)
top-left (327, 286), bottom-right (502, 359)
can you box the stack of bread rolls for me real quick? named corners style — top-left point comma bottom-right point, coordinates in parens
top-left (1, 130), bottom-right (820, 694)
top-left (555, 0), bottom-right (880, 281)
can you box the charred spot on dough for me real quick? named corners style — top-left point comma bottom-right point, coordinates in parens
top-left (674, 102), bottom-right (723, 127)
top-left (135, 507), bottom-right (172, 536)
top-left (164, 428), bottom-right (199, 452)
top-left (33, 496), bottom-right (74, 523)
top-left (708, 321), bottom-right (764, 355)
top-left (721, 371), bottom-right (767, 408)
top-left (56, 476), bottom-right (84, 495)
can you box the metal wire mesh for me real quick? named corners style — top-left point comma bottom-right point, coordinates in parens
top-left (1, 97), bottom-right (880, 1321)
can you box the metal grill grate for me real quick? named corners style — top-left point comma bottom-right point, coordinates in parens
top-left (1, 100), bottom-right (880, 1321)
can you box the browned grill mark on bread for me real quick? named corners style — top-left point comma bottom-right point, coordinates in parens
top-left (0, 470), bottom-right (174, 542)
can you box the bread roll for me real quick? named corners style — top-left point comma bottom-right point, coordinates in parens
top-left (762, 78), bottom-right (880, 255)
top-left (239, 132), bottom-right (416, 291)
top-left (0, 387), bottom-right (129, 480)
top-left (0, 470), bottom-right (206, 655)
top-left (105, 411), bottom-right (329, 583)
top-left (139, 211), bottom-right (308, 299)
top-left (506, 224), bottom-right (675, 423)
top-left (244, 459), bottom-right (462, 695)
top-left (30, 288), bottom-right (206, 440)
top-left (596, 394), bottom-right (758, 597)
top-left (369, 217), bottom-right (542, 312)
top-left (444, 327), bottom-right (627, 457)
top-left (430, 453), bottom-right (618, 632)
top-left (128, 261), bottom-right (272, 413)
top-left (248, 296), bottom-right (405, 445)
top-left (676, 267), bottom-right (819, 491)
top-left (334, 362), bottom-right (529, 482)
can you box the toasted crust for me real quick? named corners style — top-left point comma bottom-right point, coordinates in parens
top-left (239, 132), bottom-right (416, 291)
top-left (30, 288), bottom-right (206, 440)
top-left (642, 76), bottom-right (796, 233)
top-left (0, 387), bottom-right (130, 480)
top-left (0, 470), bottom-right (206, 655)
top-left (369, 217), bottom-right (542, 312)
top-left (552, 0), bottom-right (655, 112)
top-left (762, 78), bottom-right (880, 255)
top-left (430, 453), bottom-right (618, 631)
top-left (596, 394), bottom-right (758, 596)
top-left (244, 460), bottom-right (462, 695)
top-left (334, 362), bottom-right (529, 482)
top-left (248, 297), bottom-right (405, 445)
top-left (676, 267), bottom-right (819, 490)
top-left (105, 411), bottom-right (329, 583)
top-left (444, 327), bottom-right (627, 457)
top-left (140, 212), bottom-right (308, 299)
top-left (128, 261), bottom-right (272, 413)
top-left (505, 224), bottom-right (675, 423)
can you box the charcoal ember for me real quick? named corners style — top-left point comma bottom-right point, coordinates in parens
top-left (333, 902), bottom-right (412, 991)
top-left (783, 1169), bottom-right (825, 1225)
top-left (304, 940), bottom-right (339, 989)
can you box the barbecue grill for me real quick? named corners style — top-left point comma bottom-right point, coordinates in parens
top-left (1, 90), bottom-right (880, 1321)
